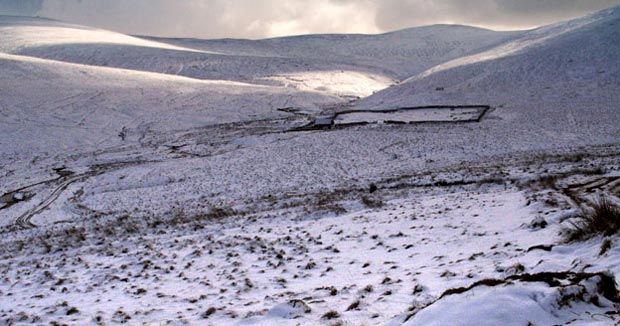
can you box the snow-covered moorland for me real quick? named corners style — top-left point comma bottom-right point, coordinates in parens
top-left (1, 6), bottom-right (620, 326)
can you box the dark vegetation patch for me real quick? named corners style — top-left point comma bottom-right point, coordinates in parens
top-left (518, 168), bottom-right (607, 192)
top-left (563, 197), bottom-right (620, 242)
top-left (369, 183), bottom-right (378, 193)
top-left (361, 195), bottom-right (384, 208)
top-left (437, 271), bottom-right (618, 301)
top-left (526, 244), bottom-right (554, 252)
top-left (346, 300), bottom-right (360, 311)
top-left (0, 204), bottom-right (241, 257)
top-left (201, 307), bottom-right (217, 319)
top-left (321, 310), bottom-right (340, 319)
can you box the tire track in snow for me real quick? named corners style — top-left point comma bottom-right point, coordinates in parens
top-left (561, 176), bottom-right (620, 208)
top-left (14, 172), bottom-right (97, 229)
top-left (13, 160), bottom-right (159, 229)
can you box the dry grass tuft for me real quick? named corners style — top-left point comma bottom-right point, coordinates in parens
top-left (564, 197), bottom-right (620, 242)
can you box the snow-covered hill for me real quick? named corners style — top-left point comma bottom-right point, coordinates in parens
top-left (0, 14), bottom-right (523, 160)
top-left (0, 15), bottom-right (201, 54)
top-left (0, 50), bottom-right (346, 159)
top-left (148, 24), bottom-right (521, 78)
top-left (358, 6), bottom-right (620, 111)
top-left (1, 7), bottom-right (619, 326)
top-left (1, 15), bottom-right (520, 87)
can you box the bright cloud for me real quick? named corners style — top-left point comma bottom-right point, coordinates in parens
top-left (0, 0), bottom-right (618, 38)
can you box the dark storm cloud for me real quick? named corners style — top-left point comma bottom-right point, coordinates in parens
top-left (31, 0), bottom-right (380, 38)
top-left (374, 0), bottom-right (620, 31)
top-left (0, 0), bottom-right (43, 16)
top-left (1, 0), bottom-right (618, 38)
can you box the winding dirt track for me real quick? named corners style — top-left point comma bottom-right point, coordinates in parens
top-left (6, 119), bottom-right (282, 229)
top-left (560, 176), bottom-right (620, 208)
top-left (14, 172), bottom-right (99, 229)
top-left (11, 159), bottom-right (160, 229)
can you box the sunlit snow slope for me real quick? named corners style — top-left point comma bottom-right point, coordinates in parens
top-left (0, 15), bottom-right (523, 159)
top-left (0, 15), bottom-right (520, 89)
top-left (359, 6), bottom-right (620, 112)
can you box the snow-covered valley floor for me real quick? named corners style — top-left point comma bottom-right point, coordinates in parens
top-left (2, 146), bottom-right (620, 325)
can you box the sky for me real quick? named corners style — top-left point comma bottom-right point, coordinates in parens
top-left (1, 0), bottom-right (619, 39)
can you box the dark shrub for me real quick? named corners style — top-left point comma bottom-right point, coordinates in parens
top-left (369, 183), bottom-right (378, 193)
top-left (66, 307), bottom-right (79, 315)
top-left (346, 299), bottom-right (360, 311)
top-left (201, 307), bottom-right (217, 318)
top-left (564, 197), bottom-right (620, 242)
top-left (321, 310), bottom-right (340, 319)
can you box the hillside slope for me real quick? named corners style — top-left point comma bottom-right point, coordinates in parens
top-left (1, 9), bottom-right (620, 326)
top-left (149, 25), bottom-right (521, 79)
top-left (0, 51), bottom-right (342, 159)
top-left (0, 15), bottom-right (521, 87)
top-left (358, 6), bottom-right (620, 111)
top-left (0, 14), bottom-right (527, 161)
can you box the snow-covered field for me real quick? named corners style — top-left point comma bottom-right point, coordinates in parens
top-left (333, 107), bottom-right (485, 125)
top-left (1, 7), bottom-right (620, 326)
